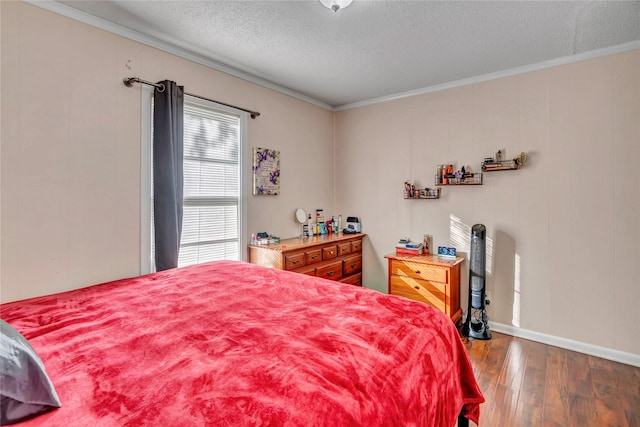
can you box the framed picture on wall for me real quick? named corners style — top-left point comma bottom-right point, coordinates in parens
top-left (252, 147), bottom-right (280, 195)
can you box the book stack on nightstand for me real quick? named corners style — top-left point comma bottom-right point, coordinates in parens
top-left (395, 239), bottom-right (423, 255)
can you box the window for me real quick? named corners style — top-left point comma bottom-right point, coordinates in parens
top-left (179, 100), bottom-right (244, 266)
top-left (141, 92), bottom-right (247, 273)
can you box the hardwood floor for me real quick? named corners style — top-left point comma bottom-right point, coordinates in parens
top-left (462, 332), bottom-right (640, 427)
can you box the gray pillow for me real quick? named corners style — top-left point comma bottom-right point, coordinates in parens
top-left (0, 319), bottom-right (61, 425)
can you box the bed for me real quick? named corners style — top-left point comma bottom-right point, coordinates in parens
top-left (1, 260), bottom-right (484, 426)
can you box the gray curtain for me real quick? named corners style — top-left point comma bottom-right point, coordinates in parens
top-left (153, 80), bottom-right (184, 271)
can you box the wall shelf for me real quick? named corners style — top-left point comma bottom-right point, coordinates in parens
top-left (403, 187), bottom-right (441, 199)
top-left (435, 164), bottom-right (483, 186)
top-left (481, 151), bottom-right (527, 172)
top-left (403, 181), bottom-right (441, 199)
top-left (435, 172), bottom-right (483, 186)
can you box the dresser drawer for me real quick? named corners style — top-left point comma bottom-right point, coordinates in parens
top-left (322, 245), bottom-right (338, 260)
top-left (390, 276), bottom-right (446, 312)
top-left (338, 242), bottom-right (351, 257)
top-left (351, 239), bottom-right (362, 253)
top-left (342, 254), bottom-right (362, 276)
top-left (306, 249), bottom-right (322, 265)
top-left (284, 252), bottom-right (306, 270)
top-left (316, 261), bottom-right (343, 281)
top-left (294, 265), bottom-right (316, 276)
top-left (340, 273), bottom-right (362, 287)
top-left (391, 260), bottom-right (448, 283)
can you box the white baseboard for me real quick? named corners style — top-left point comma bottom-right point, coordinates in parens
top-left (488, 322), bottom-right (640, 368)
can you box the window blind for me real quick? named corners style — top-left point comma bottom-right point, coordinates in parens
top-left (178, 102), bottom-right (241, 266)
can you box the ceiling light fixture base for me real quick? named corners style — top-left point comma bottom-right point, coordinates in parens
top-left (320, 0), bottom-right (353, 12)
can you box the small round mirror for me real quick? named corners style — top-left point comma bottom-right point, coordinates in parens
top-left (295, 208), bottom-right (306, 224)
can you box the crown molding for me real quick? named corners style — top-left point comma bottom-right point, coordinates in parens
top-left (489, 321), bottom-right (640, 368)
top-left (24, 0), bottom-right (335, 111)
top-left (335, 40), bottom-right (640, 111)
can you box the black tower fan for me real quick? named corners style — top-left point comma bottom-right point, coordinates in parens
top-left (461, 224), bottom-right (491, 340)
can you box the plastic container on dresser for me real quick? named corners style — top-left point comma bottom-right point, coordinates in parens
top-left (250, 233), bottom-right (365, 286)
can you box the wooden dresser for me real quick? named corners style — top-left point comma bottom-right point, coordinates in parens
top-left (250, 234), bottom-right (365, 286)
top-left (384, 253), bottom-right (464, 324)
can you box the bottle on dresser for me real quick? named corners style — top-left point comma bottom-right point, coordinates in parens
top-left (316, 209), bottom-right (325, 235)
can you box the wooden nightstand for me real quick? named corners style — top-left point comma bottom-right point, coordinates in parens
top-left (384, 253), bottom-right (464, 324)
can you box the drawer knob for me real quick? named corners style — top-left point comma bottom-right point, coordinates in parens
top-left (293, 260), bottom-right (300, 264)
top-left (414, 285), bottom-right (420, 290)
top-left (327, 271), bottom-right (334, 276)
top-left (350, 264), bottom-right (357, 268)
top-left (414, 269), bottom-right (420, 274)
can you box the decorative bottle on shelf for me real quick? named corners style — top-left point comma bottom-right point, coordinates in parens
top-left (338, 215), bottom-right (342, 233)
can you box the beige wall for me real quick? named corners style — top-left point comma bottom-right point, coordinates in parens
top-left (1, 2), bottom-right (334, 302)
top-left (335, 50), bottom-right (640, 356)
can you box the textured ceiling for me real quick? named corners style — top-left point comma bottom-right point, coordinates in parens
top-left (57, 0), bottom-right (640, 108)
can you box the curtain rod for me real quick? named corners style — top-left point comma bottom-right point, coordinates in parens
top-left (123, 77), bottom-right (260, 119)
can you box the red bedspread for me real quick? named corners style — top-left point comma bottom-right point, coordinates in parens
top-left (1, 261), bottom-right (483, 426)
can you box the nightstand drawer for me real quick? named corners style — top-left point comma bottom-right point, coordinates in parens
top-left (390, 276), bottom-right (446, 312)
top-left (316, 261), bottom-right (343, 280)
top-left (391, 260), bottom-right (448, 283)
top-left (351, 239), bottom-right (362, 252)
top-left (284, 252), bottom-right (306, 270)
